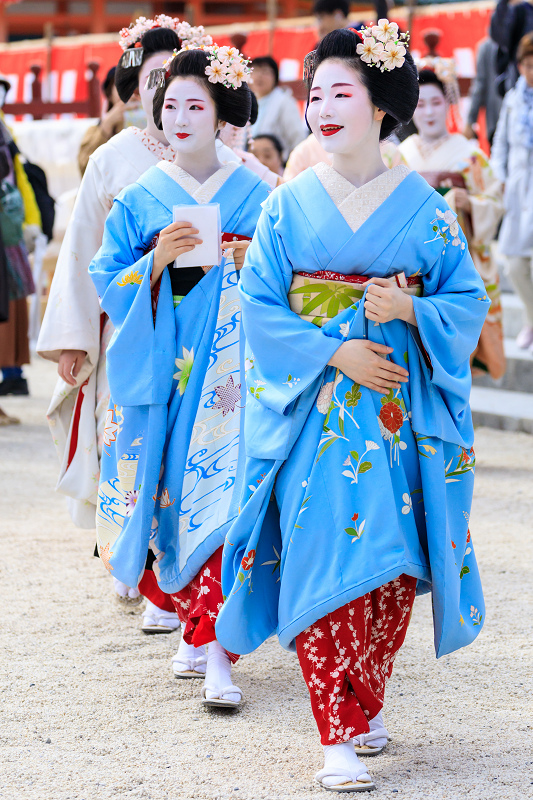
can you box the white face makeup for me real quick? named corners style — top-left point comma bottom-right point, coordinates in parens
top-left (306, 60), bottom-right (377, 155)
top-left (413, 83), bottom-right (448, 141)
top-left (138, 51), bottom-right (173, 128)
top-left (161, 76), bottom-right (218, 153)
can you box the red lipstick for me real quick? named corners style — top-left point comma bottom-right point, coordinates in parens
top-left (320, 125), bottom-right (343, 137)
top-left (176, 132), bottom-right (191, 139)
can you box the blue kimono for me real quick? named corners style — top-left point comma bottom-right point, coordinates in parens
top-left (216, 166), bottom-right (490, 659)
top-left (89, 162), bottom-right (270, 592)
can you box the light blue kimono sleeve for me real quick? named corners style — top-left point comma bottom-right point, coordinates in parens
top-left (409, 209), bottom-right (490, 446)
top-left (89, 191), bottom-right (176, 407)
top-left (239, 203), bottom-right (341, 416)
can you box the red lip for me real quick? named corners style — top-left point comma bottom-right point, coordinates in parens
top-left (176, 132), bottom-right (191, 139)
top-left (320, 125), bottom-right (343, 137)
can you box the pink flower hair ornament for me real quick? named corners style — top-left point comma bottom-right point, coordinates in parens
top-left (355, 19), bottom-right (410, 73)
top-left (119, 14), bottom-right (212, 69)
top-left (146, 43), bottom-right (252, 91)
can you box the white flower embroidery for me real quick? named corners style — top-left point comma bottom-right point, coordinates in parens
top-left (339, 322), bottom-right (350, 338)
top-left (401, 492), bottom-right (412, 514)
top-left (365, 440), bottom-right (380, 451)
top-left (316, 381), bottom-right (334, 414)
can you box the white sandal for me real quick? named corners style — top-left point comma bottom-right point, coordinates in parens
top-left (201, 683), bottom-right (242, 708)
top-left (353, 728), bottom-right (390, 756)
top-left (315, 765), bottom-right (375, 793)
top-left (172, 653), bottom-right (207, 679)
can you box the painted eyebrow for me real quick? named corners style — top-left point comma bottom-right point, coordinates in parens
top-left (164, 97), bottom-right (206, 102)
top-left (310, 83), bottom-right (354, 91)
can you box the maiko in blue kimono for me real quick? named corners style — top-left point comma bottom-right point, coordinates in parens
top-left (218, 164), bottom-right (489, 657)
top-left (90, 161), bottom-right (269, 593)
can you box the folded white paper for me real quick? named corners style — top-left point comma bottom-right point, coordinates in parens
top-left (172, 203), bottom-right (221, 269)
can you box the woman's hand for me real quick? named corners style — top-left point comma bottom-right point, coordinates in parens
top-left (328, 339), bottom-right (408, 394)
top-left (221, 240), bottom-right (250, 271)
top-left (449, 187), bottom-right (472, 213)
top-left (58, 349), bottom-right (87, 386)
top-left (364, 277), bottom-right (417, 326)
top-left (152, 221), bottom-right (202, 285)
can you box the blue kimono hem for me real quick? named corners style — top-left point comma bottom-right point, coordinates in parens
top-left (277, 560), bottom-right (431, 651)
top-left (157, 517), bottom-right (236, 594)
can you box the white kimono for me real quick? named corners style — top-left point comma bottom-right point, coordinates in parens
top-left (37, 127), bottom-right (176, 528)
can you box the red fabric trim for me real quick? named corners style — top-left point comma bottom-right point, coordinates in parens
top-left (221, 232), bottom-right (252, 243)
top-left (297, 270), bottom-right (422, 287)
top-left (138, 569), bottom-right (175, 612)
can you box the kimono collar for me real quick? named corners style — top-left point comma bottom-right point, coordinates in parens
top-left (136, 163), bottom-right (263, 229)
top-left (287, 169), bottom-right (434, 271)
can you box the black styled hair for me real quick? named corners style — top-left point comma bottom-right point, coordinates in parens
top-left (313, 0), bottom-right (350, 17)
top-left (417, 69), bottom-right (446, 96)
top-left (115, 27), bottom-right (182, 103)
top-left (102, 66), bottom-right (116, 103)
top-left (249, 91), bottom-right (259, 125)
top-left (306, 27), bottom-right (419, 140)
top-left (251, 56), bottom-right (279, 86)
top-left (153, 48), bottom-right (252, 130)
top-left (253, 133), bottom-right (284, 157)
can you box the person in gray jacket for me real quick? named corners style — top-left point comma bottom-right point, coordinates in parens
top-left (464, 36), bottom-right (502, 146)
top-left (491, 32), bottom-right (533, 349)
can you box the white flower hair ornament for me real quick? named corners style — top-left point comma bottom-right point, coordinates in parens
top-left (355, 19), bottom-right (410, 73)
top-left (146, 43), bottom-right (252, 91)
top-left (119, 14), bottom-right (212, 68)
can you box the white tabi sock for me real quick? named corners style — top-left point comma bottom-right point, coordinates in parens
top-left (112, 577), bottom-right (140, 599)
top-left (172, 635), bottom-right (206, 674)
top-left (321, 741), bottom-right (372, 787)
top-left (367, 710), bottom-right (389, 747)
top-left (143, 599), bottom-right (181, 627)
top-left (204, 640), bottom-right (240, 703)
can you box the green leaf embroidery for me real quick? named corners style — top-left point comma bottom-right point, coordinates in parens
top-left (344, 526), bottom-right (359, 538)
top-left (316, 435), bottom-right (339, 462)
top-left (403, 351), bottom-right (409, 364)
top-left (358, 461), bottom-right (373, 474)
top-left (459, 566), bottom-right (470, 579)
top-left (350, 450), bottom-right (359, 462)
top-left (237, 571), bottom-right (245, 583)
top-left (345, 383), bottom-right (362, 408)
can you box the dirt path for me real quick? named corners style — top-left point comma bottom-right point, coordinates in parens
top-left (1, 357), bottom-right (532, 800)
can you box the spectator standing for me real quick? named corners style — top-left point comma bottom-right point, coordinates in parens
top-left (249, 56), bottom-right (307, 161)
top-left (252, 134), bottom-right (285, 177)
top-left (491, 0), bottom-right (533, 93)
top-left (491, 32), bottom-right (533, 349)
top-left (313, 0), bottom-right (350, 41)
top-left (464, 36), bottom-right (503, 146)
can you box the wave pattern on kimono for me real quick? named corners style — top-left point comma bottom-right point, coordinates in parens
top-left (89, 161), bottom-right (270, 590)
top-left (38, 128), bottom-right (177, 528)
top-left (399, 133), bottom-right (505, 380)
top-left (216, 164), bottom-right (490, 660)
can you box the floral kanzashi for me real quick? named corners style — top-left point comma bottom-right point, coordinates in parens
top-left (117, 269), bottom-right (143, 287)
top-left (213, 374), bottom-right (241, 416)
top-left (344, 512), bottom-right (366, 543)
top-left (103, 408), bottom-right (120, 448)
top-left (356, 19), bottom-right (409, 73)
top-left (174, 346), bottom-right (194, 396)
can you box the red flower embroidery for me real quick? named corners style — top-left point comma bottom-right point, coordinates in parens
top-left (379, 402), bottom-right (404, 434)
top-left (466, 529), bottom-right (471, 543)
top-left (351, 513), bottom-right (359, 522)
top-left (241, 549), bottom-right (256, 571)
top-left (451, 541), bottom-right (456, 549)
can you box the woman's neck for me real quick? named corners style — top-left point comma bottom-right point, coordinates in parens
top-left (331, 141), bottom-right (387, 189)
top-left (143, 118), bottom-right (169, 146)
top-left (174, 140), bottom-right (223, 184)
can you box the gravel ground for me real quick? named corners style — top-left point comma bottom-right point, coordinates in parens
top-left (1, 357), bottom-right (532, 800)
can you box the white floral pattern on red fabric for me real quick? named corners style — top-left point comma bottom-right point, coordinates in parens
top-left (130, 128), bottom-right (177, 162)
top-left (296, 575), bottom-right (417, 745)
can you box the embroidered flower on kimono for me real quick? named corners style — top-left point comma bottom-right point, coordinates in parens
top-left (174, 346), bottom-right (194, 396)
top-left (339, 322), bottom-right (350, 338)
top-left (116, 269), bottom-right (143, 287)
top-left (379, 402), bottom-right (404, 434)
top-left (316, 381), bottom-right (334, 414)
top-left (213, 374), bottom-right (241, 416)
top-left (103, 409), bottom-right (120, 447)
top-left (401, 493), bottom-right (412, 515)
top-left (159, 488), bottom-right (175, 508)
top-left (351, 513), bottom-right (359, 522)
top-left (99, 542), bottom-right (114, 572)
top-left (241, 549), bottom-right (256, 571)
top-left (124, 490), bottom-right (139, 516)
